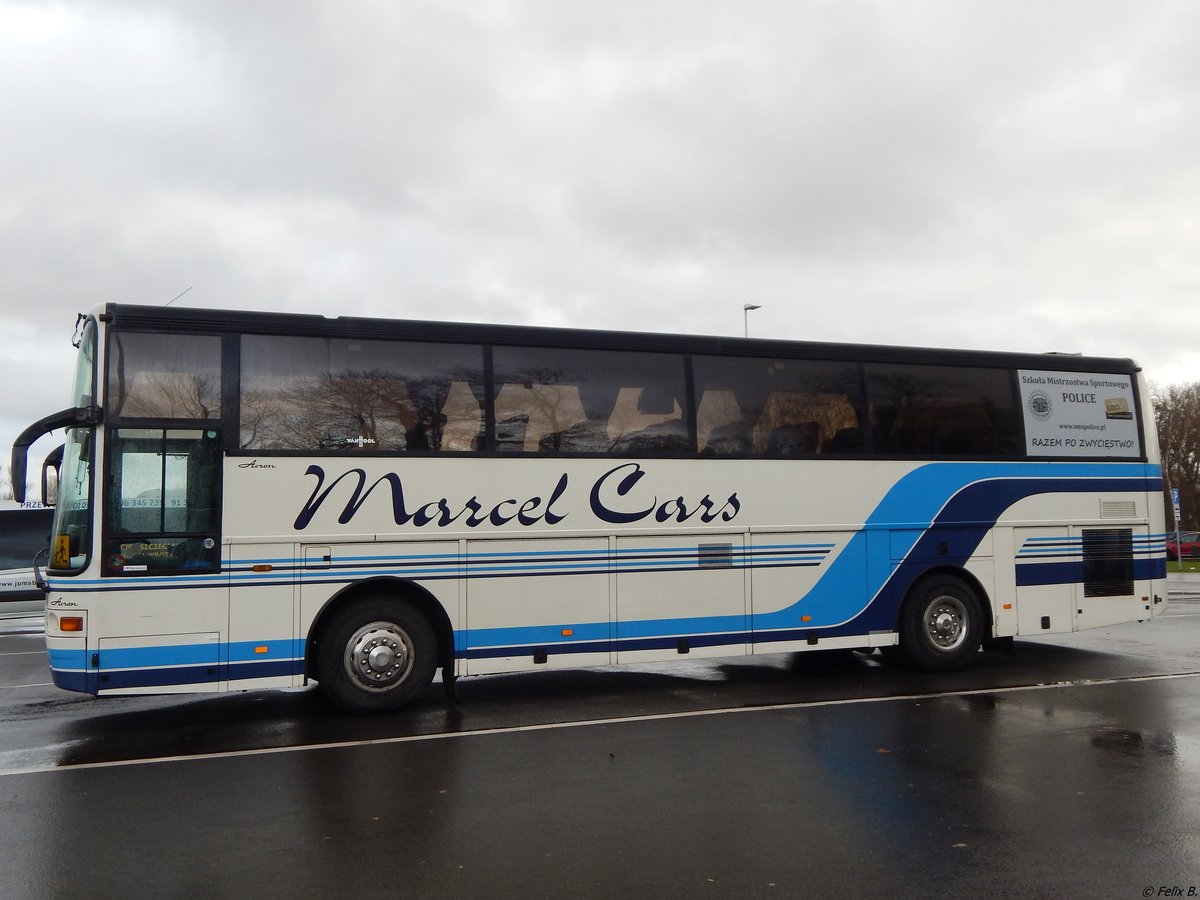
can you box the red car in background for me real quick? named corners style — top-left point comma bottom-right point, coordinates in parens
top-left (1167, 531), bottom-right (1200, 560)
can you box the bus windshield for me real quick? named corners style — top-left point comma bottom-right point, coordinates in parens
top-left (48, 317), bottom-right (97, 572)
top-left (48, 428), bottom-right (93, 571)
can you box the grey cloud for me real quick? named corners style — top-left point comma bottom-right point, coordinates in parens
top-left (1, 0), bottom-right (1199, 466)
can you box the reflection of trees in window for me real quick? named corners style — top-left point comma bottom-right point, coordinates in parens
top-left (288, 369), bottom-right (410, 450)
top-left (108, 332), bottom-right (222, 419)
top-left (697, 391), bottom-right (746, 453)
top-left (756, 393), bottom-right (859, 454)
top-left (237, 334), bottom-right (483, 452)
top-left (241, 367), bottom-right (482, 452)
top-left (492, 360), bottom-right (614, 453)
top-left (493, 365), bottom-right (589, 452)
top-left (239, 389), bottom-right (284, 449)
top-left (118, 372), bottom-right (220, 419)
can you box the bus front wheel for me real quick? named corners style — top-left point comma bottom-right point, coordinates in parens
top-left (894, 575), bottom-right (984, 672)
top-left (316, 598), bottom-right (437, 714)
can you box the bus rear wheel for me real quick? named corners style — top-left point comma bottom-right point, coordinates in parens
top-left (894, 575), bottom-right (984, 672)
top-left (316, 598), bottom-right (437, 714)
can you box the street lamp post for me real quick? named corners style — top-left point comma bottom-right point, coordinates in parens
top-left (743, 304), bottom-right (762, 337)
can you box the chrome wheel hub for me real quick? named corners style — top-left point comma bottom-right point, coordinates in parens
top-left (344, 620), bottom-right (415, 692)
top-left (924, 596), bottom-right (968, 652)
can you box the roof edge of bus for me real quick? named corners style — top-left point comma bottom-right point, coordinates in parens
top-left (95, 302), bottom-right (1141, 373)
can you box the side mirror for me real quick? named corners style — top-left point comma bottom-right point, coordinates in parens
top-left (41, 444), bottom-right (64, 507)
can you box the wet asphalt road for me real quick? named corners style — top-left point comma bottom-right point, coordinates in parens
top-left (1, 582), bottom-right (1199, 898)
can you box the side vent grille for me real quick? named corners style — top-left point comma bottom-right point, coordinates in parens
top-left (1100, 500), bottom-right (1136, 519)
top-left (698, 543), bottom-right (734, 569)
top-left (1082, 528), bottom-right (1134, 598)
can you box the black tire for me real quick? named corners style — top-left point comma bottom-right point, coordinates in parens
top-left (315, 597), bottom-right (437, 714)
top-left (894, 574), bottom-right (984, 672)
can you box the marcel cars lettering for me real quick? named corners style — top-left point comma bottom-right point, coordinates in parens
top-left (292, 462), bottom-right (741, 531)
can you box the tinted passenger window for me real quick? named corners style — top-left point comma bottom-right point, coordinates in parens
top-left (240, 336), bottom-right (484, 451)
top-left (692, 356), bottom-right (864, 456)
top-left (865, 363), bottom-right (1019, 457)
top-left (492, 347), bottom-right (689, 454)
top-left (108, 332), bottom-right (222, 418)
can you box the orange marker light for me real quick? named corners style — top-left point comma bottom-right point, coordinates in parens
top-left (252, 564), bottom-right (273, 573)
top-left (561, 629), bottom-right (574, 637)
top-left (254, 646), bottom-right (269, 654)
top-left (60, 616), bottom-right (84, 632)
top-left (1003, 603), bottom-right (1013, 610)
top-left (801, 615), bottom-right (812, 623)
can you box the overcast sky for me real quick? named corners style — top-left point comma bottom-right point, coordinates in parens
top-left (2, 0), bottom-right (1198, 485)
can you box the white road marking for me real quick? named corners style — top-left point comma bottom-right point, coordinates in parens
top-left (2, 669), bottom-right (1199, 778)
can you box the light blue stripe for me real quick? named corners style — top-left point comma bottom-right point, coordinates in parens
top-left (48, 648), bottom-right (87, 670)
top-left (100, 643), bottom-right (219, 669)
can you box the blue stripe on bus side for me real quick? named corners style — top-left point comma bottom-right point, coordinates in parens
top-left (465, 466), bottom-right (1163, 652)
top-left (824, 473), bottom-right (1159, 636)
top-left (98, 643), bottom-right (220, 669)
top-left (52, 660), bottom-right (305, 691)
top-left (226, 659), bottom-right (305, 680)
top-left (49, 646), bottom-right (305, 692)
top-left (48, 647), bottom-right (87, 671)
top-left (87, 639), bottom-right (306, 670)
top-left (98, 664), bottom-right (221, 689)
top-left (1015, 558), bottom-right (1167, 587)
top-left (51, 668), bottom-right (89, 692)
top-left (49, 543), bottom-right (837, 591)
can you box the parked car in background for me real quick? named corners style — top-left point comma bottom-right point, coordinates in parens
top-left (0, 506), bottom-right (53, 617)
top-left (1166, 530), bottom-right (1200, 561)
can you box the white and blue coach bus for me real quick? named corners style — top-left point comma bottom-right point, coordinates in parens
top-left (11, 304), bottom-right (1168, 713)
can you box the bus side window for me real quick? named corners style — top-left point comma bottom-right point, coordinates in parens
top-left (692, 355), bottom-right (866, 458)
top-left (697, 391), bottom-right (751, 455)
top-left (239, 334), bottom-right (484, 452)
top-left (107, 332), bottom-right (222, 419)
top-left (492, 346), bottom-right (687, 455)
top-left (865, 363), bottom-right (1020, 458)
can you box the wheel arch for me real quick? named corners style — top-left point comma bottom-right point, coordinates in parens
top-left (305, 577), bottom-right (455, 680)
